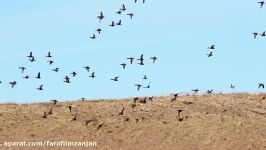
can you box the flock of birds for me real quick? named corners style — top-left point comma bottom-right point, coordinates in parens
top-left (1, 51), bottom-right (158, 92)
top-left (90, 1), bottom-right (145, 39)
top-left (1, 1), bottom-right (266, 98)
top-left (39, 0), bottom-right (266, 125)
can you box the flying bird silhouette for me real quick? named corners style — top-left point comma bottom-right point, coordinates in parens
top-left (97, 11), bottom-right (104, 22)
top-left (27, 52), bottom-right (33, 58)
top-left (116, 20), bottom-right (122, 26)
top-left (90, 34), bottom-right (96, 39)
top-left (171, 93), bottom-right (179, 102)
top-left (137, 54), bottom-right (144, 65)
top-left (118, 108), bottom-right (125, 115)
top-left (192, 89), bottom-right (199, 93)
top-left (116, 10), bottom-right (122, 14)
top-left (96, 28), bottom-right (102, 34)
top-left (83, 66), bottom-right (90, 72)
top-left (67, 106), bottom-right (72, 112)
top-left (9, 81), bottom-right (17, 88)
top-left (29, 56), bottom-right (36, 62)
top-left (252, 32), bottom-right (258, 39)
top-left (135, 84), bottom-right (142, 91)
top-left (23, 75), bottom-right (29, 79)
top-left (19, 67), bottom-right (26, 74)
top-left (111, 76), bottom-right (119, 81)
top-left (64, 76), bottom-right (70, 83)
top-left (120, 4), bottom-right (127, 11)
top-left (143, 75), bottom-right (148, 80)
top-left (120, 63), bottom-right (126, 69)
top-left (207, 51), bottom-right (213, 57)
top-left (208, 45), bottom-right (215, 49)
top-left (47, 60), bottom-right (54, 65)
top-left (206, 89), bottom-right (214, 94)
top-left (258, 83), bottom-right (265, 89)
top-left (258, 1), bottom-right (265, 8)
top-left (109, 21), bottom-right (115, 27)
top-left (52, 68), bottom-right (59, 72)
top-left (46, 52), bottom-right (52, 58)
top-left (143, 82), bottom-right (151, 89)
top-left (230, 84), bottom-right (236, 89)
top-left (127, 13), bottom-right (134, 19)
top-left (42, 112), bottom-right (47, 118)
top-left (35, 72), bottom-right (41, 79)
top-left (127, 57), bottom-right (134, 64)
top-left (51, 100), bottom-right (58, 105)
top-left (150, 56), bottom-right (157, 64)
top-left (36, 85), bottom-right (43, 91)
top-left (260, 31), bottom-right (266, 37)
top-left (89, 72), bottom-right (96, 78)
top-left (72, 113), bottom-right (78, 121)
top-left (71, 71), bottom-right (77, 77)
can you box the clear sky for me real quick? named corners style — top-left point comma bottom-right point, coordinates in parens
top-left (0, 0), bottom-right (265, 103)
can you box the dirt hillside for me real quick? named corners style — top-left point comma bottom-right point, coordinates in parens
top-left (0, 93), bottom-right (266, 150)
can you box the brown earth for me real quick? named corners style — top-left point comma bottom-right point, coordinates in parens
top-left (0, 93), bottom-right (266, 150)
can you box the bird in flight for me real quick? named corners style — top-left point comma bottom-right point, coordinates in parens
top-left (111, 76), bottom-right (119, 81)
top-left (90, 34), bottom-right (96, 39)
top-left (143, 82), bottom-right (151, 89)
top-left (118, 108), bottom-right (125, 115)
top-left (46, 52), bottom-right (52, 58)
top-left (9, 81), bottom-right (17, 88)
top-left (29, 56), bottom-right (36, 62)
top-left (206, 89), bottom-right (214, 94)
top-left (143, 75), bottom-right (148, 80)
top-left (83, 66), bottom-right (90, 72)
top-left (258, 1), bottom-right (265, 9)
top-left (96, 28), bottom-right (102, 34)
top-left (120, 63), bottom-right (126, 69)
top-left (260, 31), bottom-right (266, 37)
top-left (208, 45), bottom-right (215, 49)
top-left (137, 54), bottom-right (144, 65)
top-left (71, 71), bottom-right (77, 77)
top-left (52, 68), bottom-right (59, 72)
top-left (64, 76), bottom-right (70, 83)
top-left (135, 84), bottom-right (142, 91)
top-left (127, 13), bottom-right (134, 19)
top-left (252, 32), bottom-right (258, 39)
top-left (47, 60), bottom-right (54, 65)
top-left (19, 67), bottom-right (26, 74)
top-left (150, 56), bottom-right (157, 64)
top-left (51, 100), bottom-right (58, 105)
top-left (127, 57), bottom-right (134, 64)
top-left (36, 85), bottom-right (44, 91)
top-left (109, 21), bottom-right (115, 27)
top-left (35, 72), bottom-right (41, 79)
top-left (207, 51), bottom-right (213, 57)
top-left (258, 83), bottom-right (265, 89)
top-left (192, 89), bottom-right (199, 94)
top-left (120, 4), bottom-right (127, 11)
top-left (23, 75), bottom-right (29, 79)
top-left (230, 84), bottom-right (236, 89)
top-left (116, 10), bottom-right (122, 14)
top-left (89, 72), bottom-right (96, 78)
top-left (97, 11), bottom-right (104, 22)
top-left (67, 106), bottom-right (72, 112)
top-left (116, 20), bottom-right (122, 26)
top-left (171, 93), bottom-right (179, 102)
top-left (27, 52), bottom-right (33, 58)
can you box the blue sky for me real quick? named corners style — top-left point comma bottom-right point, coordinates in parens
top-left (0, 0), bottom-right (265, 103)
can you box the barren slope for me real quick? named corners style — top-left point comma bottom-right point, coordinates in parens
top-left (0, 93), bottom-right (266, 150)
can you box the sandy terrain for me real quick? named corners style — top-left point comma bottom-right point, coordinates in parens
top-left (0, 93), bottom-right (266, 150)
